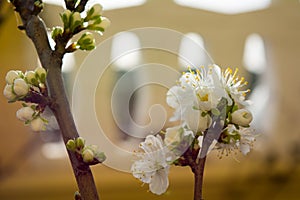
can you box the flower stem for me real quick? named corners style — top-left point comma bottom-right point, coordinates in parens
top-left (193, 156), bottom-right (207, 200)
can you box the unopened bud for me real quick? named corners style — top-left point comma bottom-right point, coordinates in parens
top-left (51, 26), bottom-right (63, 40)
top-left (70, 12), bottom-right (82, 32)
top-left (5, 70), bottom-right (20, 84)
top-left (25, 71), bottom-right (38, 85)
top-left (35, 67), bottom-right (47, 83)
top-left (88, 17), bottom-right (110, 32)
top-left (66, 139), bottom-right (76, 152)
top-left (13, 78), bottom-right (29, 97)
top-left (231, 109), bottom-right (253, 127)
top-left (3, 84), bottom-right (16, 101)
top-left (75, 137), bottom-right (85, 149)
top-left (30, 117), bottom-right (45, 132)
top-left (82, 149), bottom-right (94, 163)
top-left (94, 152), bottom-right (106, 163)
top-left (85, 4), bottom-right (103, 21)
top-left (16, 106), bottom-right (35, 121)
top-left (76, 33), bottom-right (95, 50)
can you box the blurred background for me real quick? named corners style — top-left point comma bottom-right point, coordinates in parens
top-left (1, 0), bottom-right (300, 199)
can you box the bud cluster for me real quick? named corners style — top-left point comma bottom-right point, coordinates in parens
top-left (52, 4), bottom-right (111, 51)
top-left (3, 67), bottom-right (49, 132)
top-left (66, 137), bottom-right (106, 165)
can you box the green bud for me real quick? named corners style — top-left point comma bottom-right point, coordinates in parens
top-left (25, 71), bottom-right (38, 86)
top-left (87, 17), bottom-right (110, 32)
top-left (75, 137), bottom-right (85, 149)
top-left (35, 67), bottom-right (47, 83)
top-left (51, 26), bottom-right (63, 40)
top-left (66, 139), bottom-right (76, 152)
top-left (82, 149), bottom-right (94, 163)
top-left (94, 152), bottom-right (106, 163)
top-left (61, 10), bottom-right (72, 29)
top-left (76, 33), bottom-right (95, 51)
top-left (70, 12), bottom-right (82, 32)
top-left (85, 4), bottom-right (103, 21)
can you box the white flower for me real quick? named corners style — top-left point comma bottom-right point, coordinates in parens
top-left (221, 67), bottom-right (250, 106)
top-left (239, 127), bottom-right (256, 155)
top-left (5, 70), bottom-right (20, 84)
top-left (131, 135), bottom-right (170, 195)
top-left (166, 66), bottom-right (228, 123)
top-left (30, 117), bottom-right (45, 132)
top-left (183, 107), bottom-right (212, 133)
top-left (215, 125), bottom-right (256, 157)
top-left (3, 84), bottom-right (16, 101)
top-left (13, 78), bottom-right (29, 97)
top-left (16, 106), bottom-right (35, 121)
top-left (231, 108), bottom-right (253, 127)
top-left (166, 85), bottom-right (196, 121)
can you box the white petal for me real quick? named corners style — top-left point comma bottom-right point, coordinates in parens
top-left (149, 168), bottom-right (169, 195)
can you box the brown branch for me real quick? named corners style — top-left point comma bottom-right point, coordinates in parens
top-left (10, 1), bottom-right (100, 200)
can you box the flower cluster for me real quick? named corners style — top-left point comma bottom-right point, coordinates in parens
top-left (52, 4), bottom-right (111, 51)
top-left (3, 67), bottom-right (49, 131)
top-left (131, 65), bottom-right (257, 195)
top-left (66, 137), bottom-right (106, 165)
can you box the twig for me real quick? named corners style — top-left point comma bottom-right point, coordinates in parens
top-left (10, 1), bottom-right (100, 199)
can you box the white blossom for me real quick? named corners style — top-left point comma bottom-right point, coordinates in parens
top-left (220, 67), bottom-right (250, 106)
top-left (131, 135), bottom-right (170, 195)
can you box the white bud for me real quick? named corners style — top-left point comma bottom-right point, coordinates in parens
top-left (30, 117), bottom-right (45, 132)
top-left (82, 149), bottom-right (94, 163)
top-left (16, 106), bottom-right (35, 121)
top-left (92, 4), bottom-right (103, 16)
top-left (13, 78), bottom-right (29, 97)
top-left (5, 70), bottom-right (20, 84)
top-left (25, 71), bottom-right (37, 84)
top-left (35, 67), bottom-right (46, 77)
top-left (77, 32), bottom-right (95, 50)
top-left (86, 4), bottom-right (103, 20)
top-left (3, 84), bottom-right (16, 101)
top-left (231, 109), bottom-right (253, 127)
top-left (97, 17), bottom-right (110, 30)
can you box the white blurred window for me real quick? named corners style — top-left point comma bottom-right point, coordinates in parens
top-left (243, 33), bottom-right (266, 74)
top-left (174, 0), bottom-right (271, 15)
top-left (111, 32), bottom-right (142, 71)
top-left (178, 33), bottom-right (210, 70)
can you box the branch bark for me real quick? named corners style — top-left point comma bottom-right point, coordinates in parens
top-left (193, 157), bottom-right (206, 200)
top-left (10, 1), bottom-right (100, 199)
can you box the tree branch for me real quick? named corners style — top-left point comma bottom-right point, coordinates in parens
top-left (10, 1), bottom-right (100, 199)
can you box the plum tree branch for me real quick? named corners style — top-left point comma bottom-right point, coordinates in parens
top-left (10, 1), bottom-right (100, 199)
